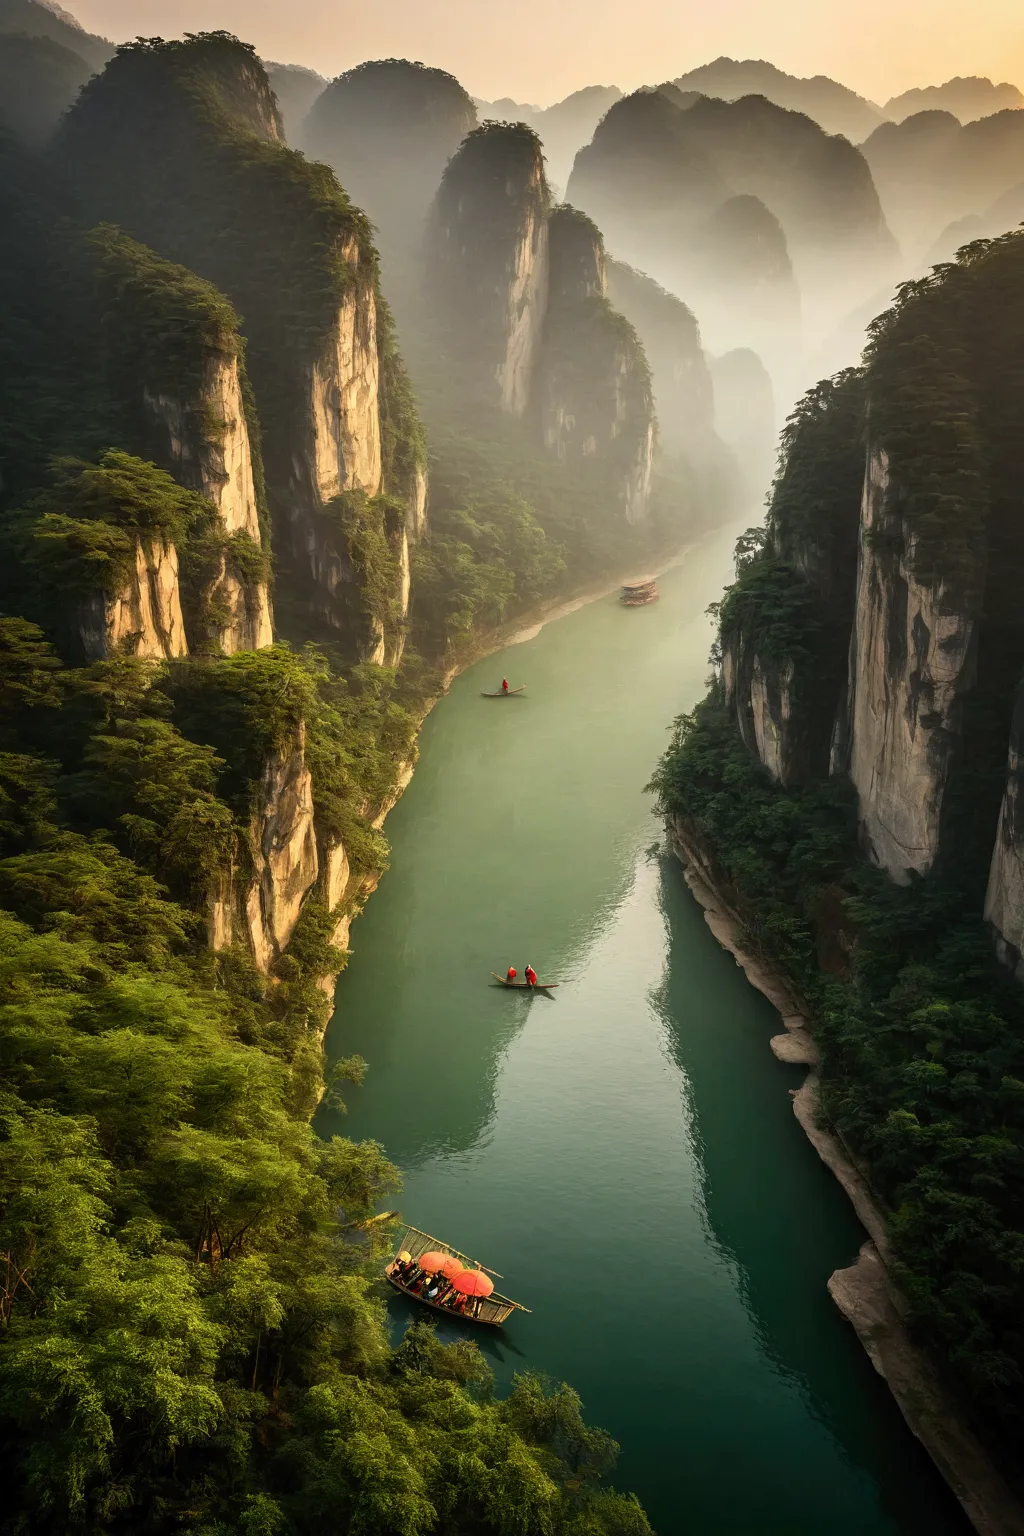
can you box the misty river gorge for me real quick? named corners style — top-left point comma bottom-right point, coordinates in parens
top-left (318, 529), bottom-right (969, 1536)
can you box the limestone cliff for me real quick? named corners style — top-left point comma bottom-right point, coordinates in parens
top-left (63, 33), bottom-right (426, 669)
top-left (719, 370), bottom-right (865, 787)
top-left (210, 725), bottom-right (320, 972)
top-left (143, 349), bottom-right (273, 653)
top-left (78, 534), bottom-right (188, 661)
top-left (427, 122), bottom-right (550, 417)
top-left (536, 208), bottom-right (655, 523)
top-left (845, 447), bottom-right (977, 879)
top-left (89, 224), bottom-right (274, 655)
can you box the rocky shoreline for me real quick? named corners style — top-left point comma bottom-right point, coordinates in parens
top-left (668, 818), bottom-right (1024, 1536)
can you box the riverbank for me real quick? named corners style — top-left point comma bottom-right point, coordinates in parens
top-left (667, 816), bottom-right (1024, 1536)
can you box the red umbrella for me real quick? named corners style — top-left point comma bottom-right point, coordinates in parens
top-left (418, 1251), bottom-right (463, 1279)
top-left (451, 1267), bottom-right (494, 1298)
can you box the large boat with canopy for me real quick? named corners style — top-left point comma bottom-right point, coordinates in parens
top-left (385, 1224), bottom-right (530, 1327)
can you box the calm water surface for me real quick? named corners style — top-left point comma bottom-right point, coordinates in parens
top-left (319, 526), bottom-right (969, 1536)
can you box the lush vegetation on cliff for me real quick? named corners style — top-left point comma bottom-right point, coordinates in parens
top-left (0, 622), bottom-right (652, 1532)
top-left (0, 31), bottom-right (658, 1534)
top-left (653, 243), bottom-right (1024, 1474)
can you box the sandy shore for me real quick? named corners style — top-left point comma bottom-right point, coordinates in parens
top-left (668, 818), bottom-right (1024, 1536)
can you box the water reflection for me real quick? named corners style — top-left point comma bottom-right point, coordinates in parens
top-left (651, 853), bottom-right (971, 1534)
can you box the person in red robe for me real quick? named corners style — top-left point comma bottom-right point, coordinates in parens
top-left (506, 966), bottom-right (517, 982)
top-left (501, 678), bottom-right (509, 692)
top-left (525, 964), bottom-right (537, 987)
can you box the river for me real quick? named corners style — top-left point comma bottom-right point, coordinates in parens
top-left (318, 523), bottom-right (971, 1536)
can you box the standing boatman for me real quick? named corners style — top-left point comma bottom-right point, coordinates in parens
top-left (524, 964), bottom-right (537, 988)
top-left (501, 677), bottom-right (509, 693)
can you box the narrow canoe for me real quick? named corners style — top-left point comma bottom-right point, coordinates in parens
top-left (481, 686), bottom-right (525, 697)
top-left (491, 972), bottom-right (559, 990)
top-left (385, 1223), bottom-right (530, 1327)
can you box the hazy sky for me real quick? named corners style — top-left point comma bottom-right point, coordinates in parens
top-left (68, 0), bottom-right (1024, 106)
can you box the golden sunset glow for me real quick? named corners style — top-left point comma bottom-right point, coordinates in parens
top-left (71, 0), bottom-right (1024, 104)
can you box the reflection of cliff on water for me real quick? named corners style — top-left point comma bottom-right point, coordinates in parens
top-left (651, 854), bottom-right (971, 1535)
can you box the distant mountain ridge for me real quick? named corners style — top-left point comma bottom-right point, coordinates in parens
top-left (474, 84), bottom-right (622, 191)
top-left (671, 57), bottom-right (884, 141)
top-left (884, 76), bottom-right (1024, 124)
top-left (0, 0), bottom-right (111, 67)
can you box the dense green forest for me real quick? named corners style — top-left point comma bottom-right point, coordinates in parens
top-left (0, 30), bottom-right (669, 1535)
top-left (651, 234), bottom-right (1024, 1480)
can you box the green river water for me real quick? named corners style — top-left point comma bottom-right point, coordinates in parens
top-left (319, 524), bottom-right (971, 1536)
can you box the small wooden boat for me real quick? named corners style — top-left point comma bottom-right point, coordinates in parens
top-left (621, 576), bottom-right (658, 607)
top-left (385, 1224), bottom-right (530, 1327)
top-left (491, 972), bottom-right (559, 990)
top-left (481, 685), bottom-right (525, 697)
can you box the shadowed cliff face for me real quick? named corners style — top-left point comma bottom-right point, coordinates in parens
top-left (427, 122), bottom-right (551, 418)
top-left (605, 258), bottom-right (735, 514)
top-left (863, 109), bottom-right (1024, 262)
top-left (720, 369), bottom-right (864, 787)
top-left (0, 32), bottom-right (92, 146)
top-left (264, 60), bottom-right (324, 143)
top-left (303, 59), bottom-right (477, 268)
top-left (537, 208), bottom-right (654, 522)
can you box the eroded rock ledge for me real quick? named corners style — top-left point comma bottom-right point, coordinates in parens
top-left (668, 815), bottom-right (1024, 1536)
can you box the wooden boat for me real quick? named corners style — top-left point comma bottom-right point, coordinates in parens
top-left (491, 972), bottom-right (559, 990)
top-left (621, 576), bottom-right (658, 607)
top-left (481, 685), bottom-right (525, 697)
top-left (385, 1224), bottom-right (530, 1327)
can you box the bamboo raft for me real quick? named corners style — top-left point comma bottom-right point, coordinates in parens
top-left (621, 577), bottom-right (658, 606)
top-left (481, 686), bottom-right (525, 697)
top-left (385, 1224), bottom-right (530, 1327)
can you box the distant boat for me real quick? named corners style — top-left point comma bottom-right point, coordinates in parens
top-left (491, 972), bottom-right (559, 991)
top-left (481, 685), bottom-right (525, 697)
top-left (385, 1223), bottom-right (530, 1327)
top-left (621, 577), bottom-right (658, 606)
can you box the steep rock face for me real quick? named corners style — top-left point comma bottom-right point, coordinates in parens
top-left (722, 637), bottom-right (794, 782)
top-left (427, 123), bottom-right (550, 417)
top-left (536, 207), bottom-right (655, 522)
top-left (846, 447), bottom-right (975, 881)
top-left (985, 692), bottom-right (1024, 979)
top-left (720, 369), bottom-right (865, 786)
top-left (79, 535), bottom-right (189, 661)
top-left (63, 35), bottom-right (424, 669)
top-left (144, 350), bottom-right (273, 652)
top-left (308, 241), bottom-right (382, 502)
top-left (243, 726), bottom-right (319, 972)
top-left (605, 258), bottom-right (734, 505)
